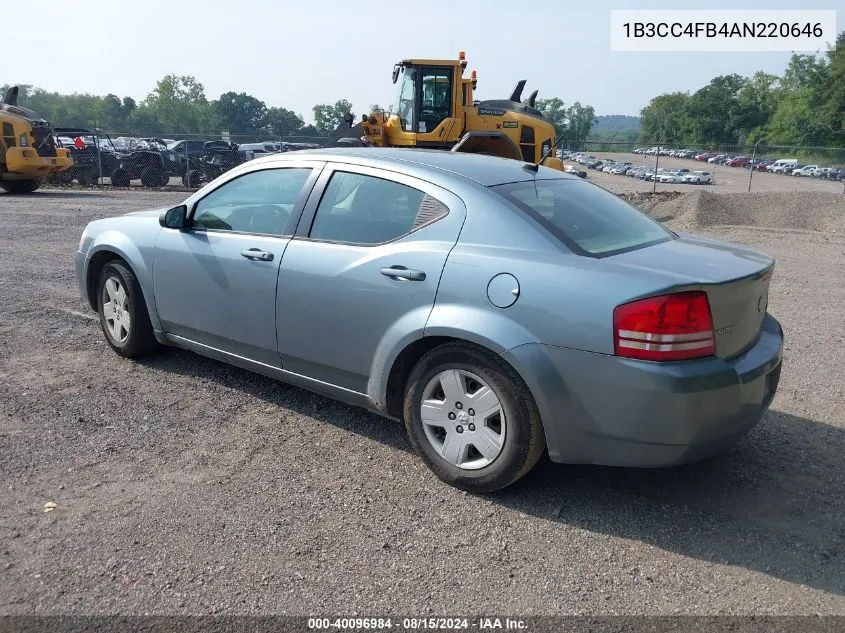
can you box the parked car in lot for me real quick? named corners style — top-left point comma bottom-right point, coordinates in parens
top-left (791, 164), bottom-right (818, 177)
top-left (745, 159), bottom-right (772, 170)
top-left (656, 171), bottom-right (681, 183)
top-left (74, 149), bottom-right (784, 493)
top-left (767, 159), bottom-right (798, 173)
top-left (810, 167), bottom-right (833, 178)
top-left (728, 157), bottom-right (749, 167)
top-left (707, 154), bottom-right (727, 164)
top-left (656, 169), bottom-right (688, 183)
top-left (682, 170), bottom-right (713, 184)
top-left (564, 164), bottom-right (587, 178)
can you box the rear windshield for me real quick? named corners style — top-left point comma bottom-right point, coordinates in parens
top-left (491, 179), bottom-right (674, 256)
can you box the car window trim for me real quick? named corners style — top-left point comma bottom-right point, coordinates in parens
top-left (186, 162), bottom-right (324, 238)
top-left (292, 162), bottom-right (453, 247)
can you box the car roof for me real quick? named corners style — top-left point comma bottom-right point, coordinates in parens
top-left (250, 147), bottom-right (575, 187)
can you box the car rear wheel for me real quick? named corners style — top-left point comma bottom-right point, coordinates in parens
top-left (96, 261), bottom-right (159, 358)
top-left (403, 342), bottom-right (545, 493)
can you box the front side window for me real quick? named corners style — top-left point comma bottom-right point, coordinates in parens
top-left (309, 171), bottom-right (436, 245)
top-left (192, 168), bottom-right (312, 235)
top-left (492, 179), bottom-right (674, 256)
top-left (392, 66), bottom-right (418, 132)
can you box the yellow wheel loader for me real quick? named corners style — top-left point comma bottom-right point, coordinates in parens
top-left (0, 86), bottom-right (73, 194)
top-left (334, 52), bottom-right (564, 171)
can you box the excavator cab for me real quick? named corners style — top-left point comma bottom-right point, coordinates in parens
top-left (391, 63), bottom-right (455, 136)
top-left (338, 52), bottom-right (564, 171)
top-left (377, 59), bottom-right (465, 148)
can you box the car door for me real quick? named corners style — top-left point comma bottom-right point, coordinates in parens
top-left (153, 162), bottom-right (322, 366)
top-left (276, 164), bottom-right (466, 393)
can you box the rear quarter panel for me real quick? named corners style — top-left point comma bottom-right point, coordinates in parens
top-left (426, 195), bottom-right (688, 356)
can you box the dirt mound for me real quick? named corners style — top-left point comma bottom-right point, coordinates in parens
top-left (629, 191), bottom-right (845, 233)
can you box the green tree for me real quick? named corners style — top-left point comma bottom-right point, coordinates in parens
top-left (296, 124), bottom-right (321, 137)
top-left (142, 74), bottom-right (210, 133)
top-left (265, 107), bottom-right (304, 136)
top-left (313, 99), bottom-right (353, 136)
top-left (534, 97), bottom-right (568, 135)
top-left (767, 88), bottom-right (831, 146)
top-left (781, 53), bottom-right (829, 93)
top-left (820, 32), bottom-right (845, 146)
top-left (213, 91), bottom-right (268, 133)
top-left (687, 74), bottom-right (747, 143)
top-left (735, 72), bottom-right (780, 140)
top-left (640, 92), bottom-right (692, 145)
top-left (565, 102), bottom-right (596, 146)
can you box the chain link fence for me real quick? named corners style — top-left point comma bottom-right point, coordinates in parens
top-left (48, 130), bottom-right (328, 190)
top-left (557, 141), bottom-right (845, 195)
top-left (45, 131), bottom-right (845, 195)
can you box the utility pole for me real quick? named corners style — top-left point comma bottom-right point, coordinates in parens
top-left (748, 137), bottom-right (764, 192)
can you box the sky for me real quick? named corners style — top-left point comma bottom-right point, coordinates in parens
top-left (4, 0), bottom-right (842, 123)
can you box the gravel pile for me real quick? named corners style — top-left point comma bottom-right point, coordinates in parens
top-left (625, 191), bottom-right (845, 233)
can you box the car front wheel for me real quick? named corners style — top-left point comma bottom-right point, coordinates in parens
top-left (403, 343), bottom-right (545, 493)
top-left (97, 261), bottom-right (159, 358)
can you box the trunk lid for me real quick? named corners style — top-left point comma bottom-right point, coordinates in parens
top-left (608, 233), bottom-right (774, 359)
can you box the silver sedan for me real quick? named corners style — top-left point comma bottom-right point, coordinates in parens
top-left (76, 148), bottom-right (784, 492)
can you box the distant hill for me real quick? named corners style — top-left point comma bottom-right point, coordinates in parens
top-left (592, 115), bottom-right (641, 134)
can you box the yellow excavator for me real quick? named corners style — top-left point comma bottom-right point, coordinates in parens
top-left (334, 52), bottom-right (563, 171)
top-left (0, 86), bottom-right (73, 193)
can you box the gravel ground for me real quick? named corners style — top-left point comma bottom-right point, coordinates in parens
top-left (0, 188), bottom-right (843, 616)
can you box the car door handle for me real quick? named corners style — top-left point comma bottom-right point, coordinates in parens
top-left (380, 266), bottom-right (426, 281)
top-left (241, 249), bottom-right (274, 261)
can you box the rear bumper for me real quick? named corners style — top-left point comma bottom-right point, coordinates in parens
top-left (502, 313), bottom-right (783, 467)
top-left (5, 147), bottom-right (73, 175)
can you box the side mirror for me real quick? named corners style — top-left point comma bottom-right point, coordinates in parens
top-left (159, 204), bottom-right (187, 229)
top-left (392, 65), bottom-right (400, 84)
top-left (343, 112), bottom-right (354, 127)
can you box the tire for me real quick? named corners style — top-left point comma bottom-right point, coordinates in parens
top-left (0, 179), bottom-right (41, 194)
top-left (140, 166), bottom-right (165, 188)
top-left (96, 261), bottom-right (159, 358)
top-left (76, 167), bottom-right (100, 186)
top-left (403, 342), bottom-right (546, 493)
top-left (183, 170), bottom-right (201, 188)
top-left (110, 168), bottom-right (130, 187)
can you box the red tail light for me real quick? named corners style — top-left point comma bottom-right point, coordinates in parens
top-left (614, 291), bottom-right (715, 361)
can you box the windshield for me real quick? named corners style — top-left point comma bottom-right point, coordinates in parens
top-left (391, 66), bottom-right (417, 132)
top-left (492, 179), bottom-right (674, 257)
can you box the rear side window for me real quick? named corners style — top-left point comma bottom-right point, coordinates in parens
top-left (492, 179), bottom-right (674, 256)
top-left (309, 171), bottom-right (446, 245)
